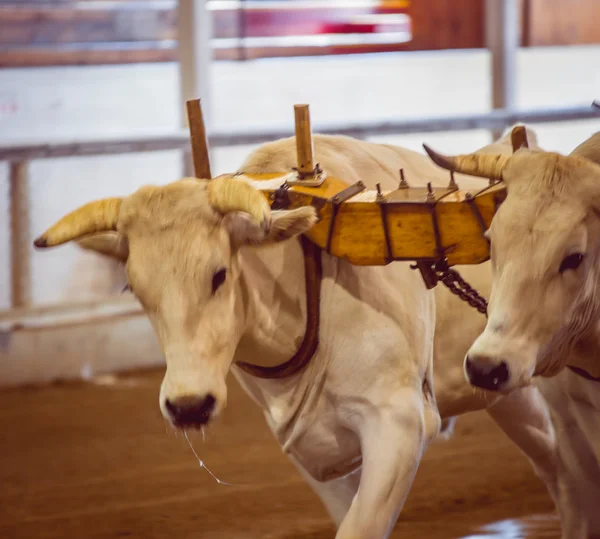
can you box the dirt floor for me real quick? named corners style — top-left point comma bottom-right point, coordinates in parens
top-left (0, 369), bottom-right (560, 539)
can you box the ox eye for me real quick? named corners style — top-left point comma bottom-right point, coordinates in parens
top-left (559, 253), bottom-right (584, 273)
top-left (211, 268), bottom-right (227, 294)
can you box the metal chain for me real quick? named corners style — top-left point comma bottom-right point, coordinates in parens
top-left (434, 261), bottom-right (488, 316)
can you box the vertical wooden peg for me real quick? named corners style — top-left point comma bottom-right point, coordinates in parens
top-left (289, 104), bottom-right (325, 186)
top-left (186, 98), bottom-right (212, 179)
top-left (294, 104), bottom-right (315, 178)
top-left (398, 169), bottom-right (409, 189)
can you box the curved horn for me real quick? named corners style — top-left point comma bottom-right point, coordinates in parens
top-left (423, 144), bottom-right (510, 181)
top-left (208, 176), bottom-right (271, 228)
top-left (33, 198), bottom-right (122, 248)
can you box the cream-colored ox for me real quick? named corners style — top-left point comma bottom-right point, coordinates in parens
top-left (34, 131), bottom-right (575, 538)
top-left (424, 132), bottom-right (600, 537)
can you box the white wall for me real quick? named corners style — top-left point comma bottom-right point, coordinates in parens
top-left (0, 63), bottom-right (183, 309)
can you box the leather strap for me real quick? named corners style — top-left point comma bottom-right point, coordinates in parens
top-left (235, 235), bottom-right (322, 379)
top-left (567, 365), bottom-right (600, 382)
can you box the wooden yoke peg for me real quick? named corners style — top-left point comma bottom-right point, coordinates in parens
top-left (186, 98), bottom-right (212, 179)
top-left (510, 125), bottom-right (529, 153)
top-left (288, 104), bottom-right (326, 187)
top-left (294, 104), bottom-right (315, 177)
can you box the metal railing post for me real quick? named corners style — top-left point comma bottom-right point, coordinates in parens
top-left (179, 0), bottom-right (213, 176)
top-left (486, 0), bottom-right (520, 139)
top-left (9, 160), bottom-right (31, 308)
top-left (178, 0), bottom-right (212, 125)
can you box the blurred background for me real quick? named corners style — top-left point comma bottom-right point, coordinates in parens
top-left (0, 2), bottom-right (599, 538)
top-left (1, 0), bottom-right (600, 385)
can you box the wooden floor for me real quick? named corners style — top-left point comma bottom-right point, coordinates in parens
top-left (0, 369), bottom-right (560, 538)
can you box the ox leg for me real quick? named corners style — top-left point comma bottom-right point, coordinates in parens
top-left (334, 387), bottom-right (432, 539)
top-left (538, 373), bottom-right (600, 538)
top-left (552, 419), bottom-right (600, 538)
top-left (290, 458), bottom-right (361, 527)
top-left (486, 386), bottom-right (579, 539)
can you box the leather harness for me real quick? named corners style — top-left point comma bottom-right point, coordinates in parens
top-left (235, 235), bottom-right (322, 379)
top-left (567, 365), bottom-right (600, 382)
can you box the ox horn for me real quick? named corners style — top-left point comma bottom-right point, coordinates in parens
top-left (423, 144), bottom-right (510, 181)
top-left (33, 198), bottom-right (122, 248)
top-left (208, 176), bottom-right (271, 228)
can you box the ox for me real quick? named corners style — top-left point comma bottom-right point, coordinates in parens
top-left (424, 132), bottom-right (600, 537)
top-left (34, 131), bottom-right (575, 538)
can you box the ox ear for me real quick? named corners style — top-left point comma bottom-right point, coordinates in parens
top-left (223, 206), bottom-right (318, 247)
top-left (223, 212), bottom-right (269, 246)
top-left (75, 232), bottom-right (129, 262)
top-left (510, 125), bottom-right (530, 152)
top-left (266, 206), bottom-right (319, 243)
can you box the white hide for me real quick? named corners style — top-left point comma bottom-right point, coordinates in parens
top-left (231, 131), bottom-right (575, 538)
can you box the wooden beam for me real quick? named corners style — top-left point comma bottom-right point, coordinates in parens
top-left (243, 171), bottom-right (505, 267)
top-left (0, 43), bottom-right (177, 68)
top-left (523, 0), bottom-right (600, 46)
top-left (0, 5), bottom-right (176, 46)
top-left (409, 0), bottom-right (484, 50)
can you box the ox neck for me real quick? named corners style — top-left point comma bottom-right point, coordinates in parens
top-left (233, 238), bottom-right (310, 371)
top-left (548, 275), bottom-right (600, 381)
top-left (566, 270), bottom-right (600, 381)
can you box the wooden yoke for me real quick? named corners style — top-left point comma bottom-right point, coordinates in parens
top-left (186, 98), bottom-right (212, 179)
top-left (182, 98), bottom-right (505, 269)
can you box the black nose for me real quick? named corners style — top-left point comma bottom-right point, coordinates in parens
top-left (465, 357), bottom-right (509, 391)
top-left (165, 394), bottom-right (216, 427)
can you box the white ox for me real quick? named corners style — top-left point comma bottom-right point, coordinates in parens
top-left (34, 131), bottom-right (575, 538)
top-left (424, 132), bottom-right (600, 537)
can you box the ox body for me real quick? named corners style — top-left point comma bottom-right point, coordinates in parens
top-left (424, 132), bottom-right (600, 537)
top-left (35, 133), bottom-right (576, 538)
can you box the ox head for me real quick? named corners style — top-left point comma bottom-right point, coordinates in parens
top-left (424, 132), bottom-right (600, 392)
top-left (35, 176), bottom-right (317, 427)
